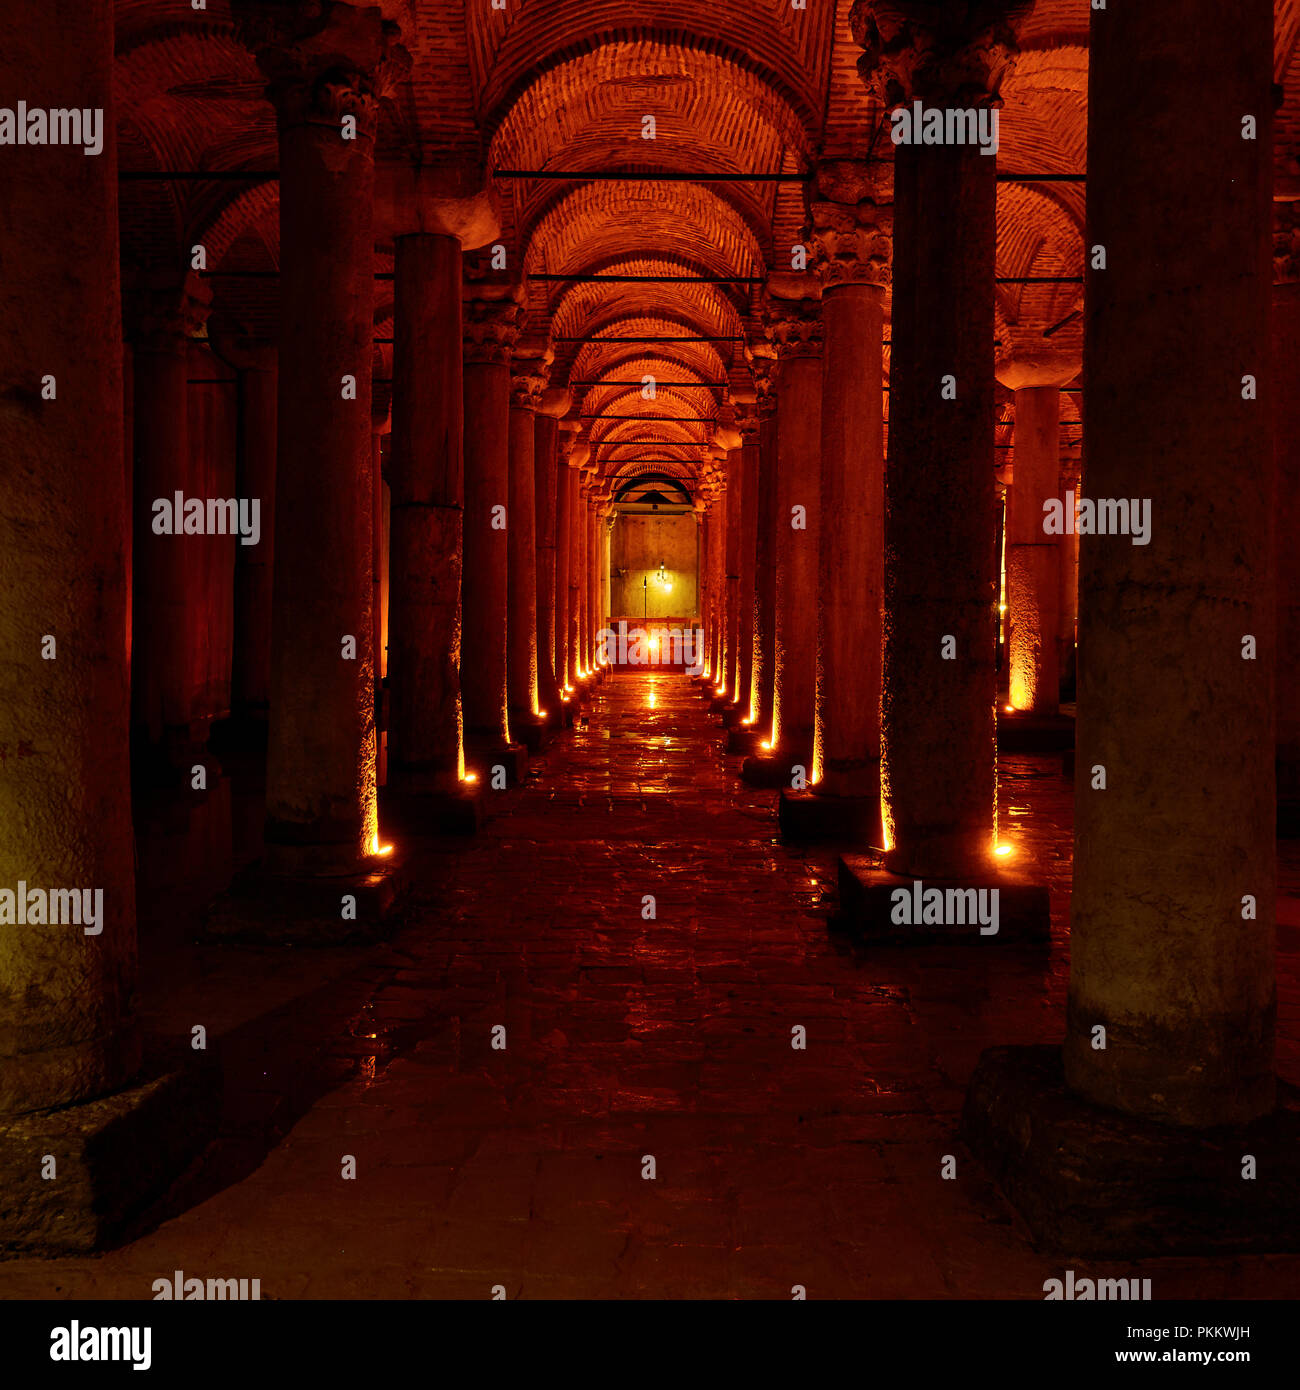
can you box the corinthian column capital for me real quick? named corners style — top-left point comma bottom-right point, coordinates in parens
top-left (807, 161), bottom-right (893, 290)
top-left (849, 0), bottom-right (1031, 108)
top-left (237, 0), bottom-right (411, 136)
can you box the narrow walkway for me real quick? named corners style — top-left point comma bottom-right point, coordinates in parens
top-left (2, 672), bottom-right (1297, 1298)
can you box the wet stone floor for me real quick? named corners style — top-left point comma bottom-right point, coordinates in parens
top-left (3, 670), bottom-right (1300, 1299)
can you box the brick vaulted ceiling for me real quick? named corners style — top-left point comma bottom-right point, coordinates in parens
top-left (113, 0), bottom-right (1300, 495)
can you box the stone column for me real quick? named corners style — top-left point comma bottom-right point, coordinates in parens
top-left (1057, 455), bottom-right (1081, 700)
top-left (735, 408), bottom-right (761, 720)
top-left (371, 424), bottom-right (388, 785)
top-left (807, 165), bottom-right (890, 829)
top-left (462, 287), bottom-right (519, 754)
top-left (586, 503), bottom-right (601, 673)
top-left (1274, 204), bottom-right (1300, 830)
top-left (724, 445), bottom-right (743, 702)
top-left (853, 2), bottom-right (1020, 876)
top-left (707, 475), bottom-right (728, 693)
top-left (254, 7), bottom-right (408, 873)
top-left (125, 274), bottom-right (212, 764)
top-left (0, 0), bottom-right (139, 1120)
top-left (508, 352), bottom-right (549, 745)
top-left (1064, 0), bottom-right (1276, 1126)
top-left (572, 483), bottom-right (586, 678)
top-left (998, 361), bottom-right (1078, 715)
top-left (534, 392), bottom-right (569, 717)
top-left (758, 284), bottom-right (822, 769)
top-left (697, 507), bottom-right (713, 678)
top-left (750, 355), bottom-right (779, 736)
top-left (556, 454), bottom-right (574, 689)
top-left (388, 231), bottom-right (465, 796)
top-left (216, 339), bottom-right (278, 727)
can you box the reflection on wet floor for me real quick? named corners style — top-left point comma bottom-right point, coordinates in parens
top-left (3, 671), bottom-right (1298, 1299)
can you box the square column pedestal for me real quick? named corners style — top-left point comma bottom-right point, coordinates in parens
top-left (962, 1046), bottom-right (1300, 1256)
top-left (726, 725), bottom-right (763, 756)
top-left (741, 743), bottom-right (813, 790)
top-left (203, 861), bottom-right (404, 946)
top-left (381, 784), bottom-right (482, 837)
top-left (833, 855), bottom-right (1050, 944)
top-left (0, 1040), bottom-right (220, 1254)
top-left (464, 736), bottom-right (529, 787)
top-left (779, 789), bottom-right (882, 844)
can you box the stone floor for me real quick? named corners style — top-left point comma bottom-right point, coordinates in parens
top-left (3, 669), bottom-right (1299, 1299)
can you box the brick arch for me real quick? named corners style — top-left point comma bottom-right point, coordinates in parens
top-left (578, 354), bottom-right (723, 422)
top-left (521, 180), bottom-right (768, 279)
top-left (545, 264), bottom-right (746, 349)
top-left (481, 24), bottom-right (822, 163)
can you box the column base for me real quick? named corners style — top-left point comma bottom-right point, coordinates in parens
top-left (996, 710), bottom-right (1075, 752)
top-left (0, 1041), bottom-right (221, 1255)
top-left (833, 856), bottom-right (1050, 943)
top-left (740, 743), bottom-right (812, 789)
top-left (962, 1045), bottom-right (1300, 1257)
top-left (779, 789), bottom-right (882, 845)
top-left (708, 692), bottom-right (733, 712)
top-left (509, 712), bottom-right (551, 754)
top-left (719, 703), bottom-right (746, 728)
top-left (202, 862), bottom-right (401, 945)
top-left (726, 725), bottom-right (763, 756)
top-left (381, 786), bottom-right (482, 836)
top-left (464, 737), bottom-right (528, 787)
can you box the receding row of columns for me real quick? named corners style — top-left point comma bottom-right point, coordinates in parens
top-left (3, 0), bottom-right (1293, 1263)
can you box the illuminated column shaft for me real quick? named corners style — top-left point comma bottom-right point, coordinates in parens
top-left (0, 0), bottom-right (140, 1114)
top-left (751, 361), bottom-right (779, 729)
top-left (725, 448), bottom-right (743, 699)
top-left (259, 13), bottom-right (401, 872)
top-left (461, 292), bottom-right (517, 746)
top-left (534, 412), bottom-right (561, 713)
top-left (556, 464), bottom-right (574, 685)
top-left (736, 419), bottom-right (761, 715)
top-left (709, 485), bottom-right (727, 682)
top-left (507, 360), bottom-right (545, 724)
top-left (1065, 0), bottom-right (1275, 1125)
top-left (388, 232), bottom-right (464, 793)
top-left (878, 137), bottom-right (998, 875)
top-left (766, 289), bottom-right (823, 753)
top-left (809, 171), bottom-right (889, 800)
top-left (1005, 384), bottom-right (1062, 713)
top-left (586, 505), bottom-right (600, 669)
top-left (700, 509), bottom-right (714, 673)
top-left (575, 485), bottom-right (588, 673)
